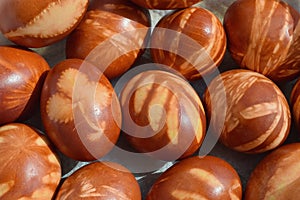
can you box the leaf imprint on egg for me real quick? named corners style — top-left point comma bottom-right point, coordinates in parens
top-left (46, 68), bottom-right (111, 125)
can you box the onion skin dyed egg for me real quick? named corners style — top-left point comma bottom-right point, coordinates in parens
top-left (40, 59), bottom-right (121, 161)
top-left (245, 143), bottom-right (300, 200)
top-left (56, 161), bottom-right (141, 200)
top-left (88, 0), bottom-right (150, 26)
top-left (0, 123), bottom-right (61, 200)
top-left (204, 69), bottom-right (291, 153)
top-left (130, 0), bottom-right (202, 10)
top-left (223, 0), bottom-right (300, 82)
top-left (120, 70), bottom-right (206, 161)
top-left (290, 78), bottom-right (300, 129)
top-left (0, 0), bottom-right (88, 48)
top-left (66, 0), bottom-right (150, 79)
top-left (146, 156), bottom-right (242, 200)
top-left (151, 7), bottom-right (227, 80)
top-left (0, 46), bottom-right (50, 125)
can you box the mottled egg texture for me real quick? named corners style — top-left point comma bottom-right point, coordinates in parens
top-left (66, 0), bottom-right (150, 79)
top-left (0, 0), bottom-right (88, 47)
top-left (120, 70), bottom-right (206, 160)
top-left (151, 7), bottom-right (226, 80)
top-left (40, 59), bottom-right (121, 161)
top-left (130, 0), bottom-right (202, 9)
top-left (204, 69), bottom-right (291, 153)
top-left (0, 46), bottom-right (50, 125)
top-left (224, 0), bottom-right (300, 82)
top-left (146, 156), bottom-right (242, 200)
top-left (56, 161), bottom-right (141, 200)
top-left (245, 143), bottom-right (300, 199)
top-left (290, 78), bottom-right (300, 130)
top-left (0, 123), bottom-right (61, 200)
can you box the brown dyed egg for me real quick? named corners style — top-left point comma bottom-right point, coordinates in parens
top-left (88, 0), bottom-right (150, 26)
top-left (40, 59), bottom-right (121, 161)
top-left (245, 143), bottom-right (300, 199)
top-left (150, 7), bottom-right (227, 80)
top-left (65, 0), bottom-right (150, 79)
top-left (204, 69), bottom-right (291, 153)
top-left (0, 0), bottom-right (88, 48)
top-left (290, 78), bottom-right (300, 129)
top-left (120, 70), bottom-right (206, 161)
top-left (146, 156), bottom-right (242, 200)
top-left (0, 46), bottom-right (50, 125)
top-left (56, 161), bottom-right (141, 200)
top-left (0, 123), bottom-right (61, 200)
top-left (224, 0), bottom-right (300, 82)
top-left (130, 0), bottom-right (202, 9)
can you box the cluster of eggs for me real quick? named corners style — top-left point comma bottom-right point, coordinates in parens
top-left (0, 0), bottom-right (300, 199)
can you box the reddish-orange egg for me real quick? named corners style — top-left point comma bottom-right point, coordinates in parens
top-left (0, 0), bottom-right (88, 48)
top-left (56, 161), bottom-right (141, 200)
top-left (151, 7), bottom-right (227, 80)
top-left (40, 59), bottom-right (122, 161)
top-left (0, 46), bottom-right (50, 125)
top-left (0, 123), bottom-right (61, 199)
top-left (146, 156), bottom-right (242, 200)
top-left (290, 78), bottom-right (300, 129)
top-left (66, 0), bottom-right (150, 79)
top-left (245, 143), bottom-right (300, 199)
top-left (224, 0), bottom-right (300, 82)
top-left (204, 69), bottom-right (291, 153)
top-left (88, 0), bottom-right (150, 26)
top-left (130, 0), bottom-right (202, 9)
top-left (120, 70), bottom-right (206, 161)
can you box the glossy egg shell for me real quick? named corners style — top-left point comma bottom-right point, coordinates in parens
top-left (245, 143), bottom-right (300, 199)
top-left (120, 70), bottom-right (206, 161)
top-left (56, 161), bottom-right (141, 200)
top-left (130, 0), bottom-right (202, 9)
top-left (0, 123), bottom-right (61, 200)
top-left (223, 0), bottom-right (300, 82)
top-left (290, 78), bottom-right (300, 130)
top-left (66, 1), bottom-right (150, 79)
top-left (151, 7), bottom-right (227, 80)
top-left (204, 69), bottom-right (291, 153)
top-left (0, 46), bottom-right (50, 125)
top-left (146, 156), bottom-right (242, 200)
top-left (40, 59), bottom-right (122, 161)
top-left (88, 0), bottom-right (150, 26)
top-left (0, 0), bottom-right (88, 48)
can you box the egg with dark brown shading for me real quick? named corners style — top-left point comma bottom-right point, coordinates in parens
top-left (0, 0), bottom-right (89, 48)
top-left (56, 161), bottom-right (141, 200)
top-left (130, 0), bottom-right (202, 9)
top-left (204, 69), bottom-right (291, 153)
top-left (0, 46), bottom-right (50, 125)
top-left (151, 7), bottom-right (227, 80)
top-left (245, 143), bottom-right (300, 199)
top-left (120, 70), bottom-right (206, 160)
top-left (290, 78), bottom-right (300, 130)
top-left (0, 123), bottom-right (61, 200)
top-left (66, 0), bottom-right (150, 79)
top-left (146, 156), bottom-right (242, 200)
top-left (40, 59), bottom-right (121, 161)
top-left (224, 0), bottom-right (300, 82)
